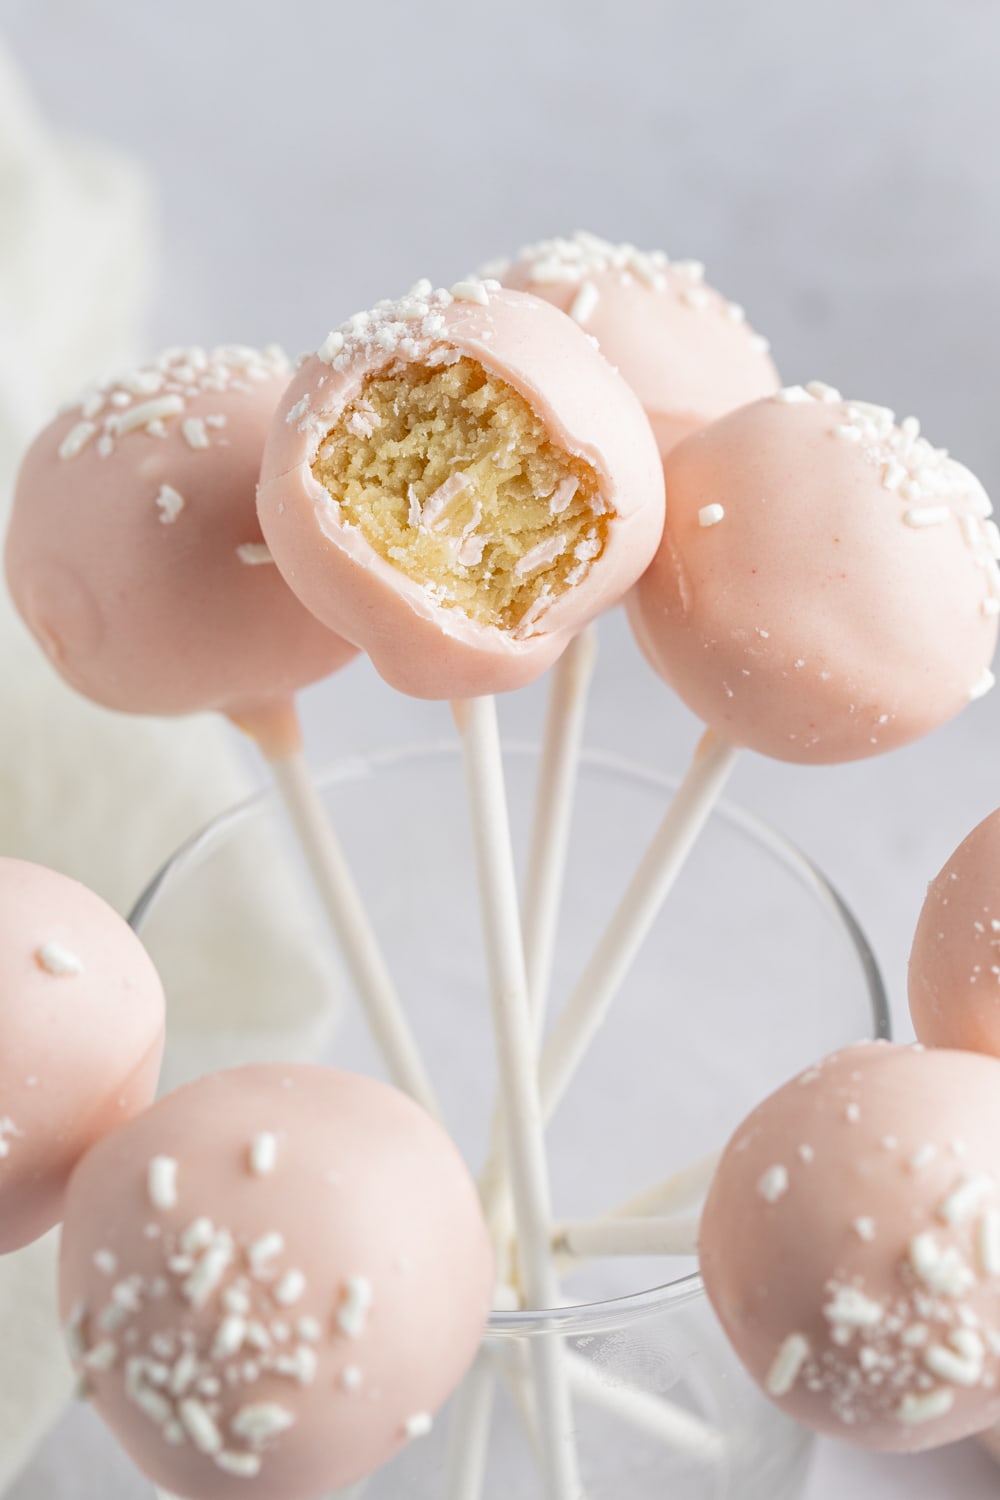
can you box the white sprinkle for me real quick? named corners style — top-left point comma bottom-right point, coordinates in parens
top-left (979, 1213), bottom-right (1000, 1276)
top-left (822, 1286), bottom-right (884, 1329)
top-left (938, 1174), bottom-right (995, 1225)
top-left (750, 333), bottom-right (771, 354)
top-left (318, 331), bottom-right (345, 363)
top-left (274, 1346), bottom-right (318, 1384)
top-left (404, 1412), bottom-right (433, 1440)
top-left (180, 1398), bottom-right (223, 1454)
top-left (231, 1403), bottom-right (296, 1441)
top-left (82, 1340), bottom-right (117, 1372)
top-left (223, 1288), bottom-right (250, 1317)
top-left (833, 424), bottom-right (863, 443)
top-left (112, 395), bottom-right (185, 435)
top-left (909, 1144), bottom-right (937, 1171)
top-left (674, 258), bottom-right (705, 281)
top-left (183, 1238), bottom-right (234, 1308)
top-left (212, 1315), bottom-right (248, 1359)
top-left (845, 1103), bottom-right (861, 1124)
top-left (342, 1364), bottom-right (363, 1392)
top-left (249, 1132), bottom-right (278, 1176)
top-left (757, 1165), bottom-right (789, 1204)
top-left (766, 1333), bottom-right (810, 1396)
top-left (549, 476), bottom-right (579, 516)
top-left (420, 472), bottom-right (470, 530)
top-left (181, 1218), bottom-right (215, 1254)
top-left (182, 417), bottom-right (210, 450)
top-left (169, 1349), bottom-right (199, 1395)
top-left (35, 941), bottom-right (83, 976)
top-left (248, 1232), bottom-right (284, 1272)
top-left (148, 1157), bottom-right (178, 1211)
top-left (726, 302), bottom-right (745, 323)
top-left (774, 386), bottom-right (812, 405)
top-left (58, 421), bottom-right (97, 460)
top-left (909, 1231), bottom-right (975, 1297)
top-left (155, 484), bottom-right (185, 525)
top-left (337, 1275), bottom-right (373, 1339)
top-left (514, 536), bottom-right (567, 578)
top-left (274, 1270), bottom-right (306, 1306)
top-left (235, 543), bottom-right (274, 566)
top-left (970, 668), bottom-right (995, 701)
top-left (806, 381), bottom-right (842, 403)
top-left (93, 1250), bottom-right (118, 1276)
top-left (216, 1451), bottom-right (262, 1477)
top-left (903, 505), bottom-right (951, 528)
top-left (569, 281), bottom-right (600, 325)
top-left (451, 279), bottom-right (490, 306)
top-left (297, 1317), bottom-right (321, 1343)
top-left (680, 286), bottom-right (710, 310)
top-left (853, 1217), bottom-right (876, 1242)
top-left (897, 1388), bottom-right (954, 1425)
top-left (699, 503), bottom-right (725, 528)
top-left (882, 459), bottom-right (907, 491)
top-left (925, 1333), bottom-right (984, 1388)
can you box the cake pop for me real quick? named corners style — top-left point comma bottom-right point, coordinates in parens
top-left (909, 808), bottom-right (1000, 1054)
top-left (6, 343), bottom-right (356, 751)
top-left (59, 1064), bottom-right (493, 1500)
top-left (490, 231), bottom-right (779, 455)
top-left (628, 384), bottom-right (999, 764)
top-left (5, 343), bottom-right (438, 1115)
top-left (700, 1042), bottom-right (1000, 1451)
top-left (257, 279), bottom-right (665, 700)
top-left (0, 857), bottom-right (164, 1254)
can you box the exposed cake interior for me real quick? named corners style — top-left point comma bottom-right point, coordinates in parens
top-left (311, 357), bottom-right (609, 633)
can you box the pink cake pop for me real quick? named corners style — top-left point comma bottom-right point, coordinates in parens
top-left (0, 857), bottom-right (164, 1254)
top-left (628, 384), bottom-right (1000, 763)
top-left (700, 1042), bottom-right (1000, 1452)
top-left (59, 1063), bottom-right (493, 1500)
top-left (909, 808), bottom-right (1000, 1054)
top-left (257, 280), bottom-right (665, 699)
top-left (5, 343), bottom-right (356, 754)
top-left (491, 231), bottom-right (779, 455)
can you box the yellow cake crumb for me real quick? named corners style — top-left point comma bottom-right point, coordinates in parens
top-left (311, 359), bottom-right (608, 632)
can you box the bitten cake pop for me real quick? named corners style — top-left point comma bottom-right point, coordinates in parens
top-left (59, 1064), bottom-right (493, 1500)
top-left (0, 857), bottom-right (164, 1254)
top-left (5, 343), bottom-right (356, 747)
top-left (257, 280), bottom-right (665, 699)
top-left (700, 1042), bottom-right (1000, 1451)
top-left (909, 808), bottom-right (1000, 1054)
top-left (628, 384), bottom-right (1000, 764)
top-left (491, 231), bottom-right (779, 455)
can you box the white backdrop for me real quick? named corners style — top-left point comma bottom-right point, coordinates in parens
top-left (4, 0), bottom-right (1000, 1493)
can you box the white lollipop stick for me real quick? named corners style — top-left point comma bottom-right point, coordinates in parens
top-left (455, 694), bottom-right (581, 1500)
top-left (538, 728), bottom-right (738, 1122)
top-left (565, 1352), bottom-right (725, 1463)
top-left (522, 625), bottom-right (598, 1035)
top-left (444, 1354), bottom-right (496, 1500)
top-left (263, 732), bottom-right (440, 1121)
top-left (611, 1149), bottom-right (721, 1220)
top-left (554, 1214), bottom-right (701, 1259)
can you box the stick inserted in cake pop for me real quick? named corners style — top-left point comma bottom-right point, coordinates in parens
top-left (4, 344), bottom-right (439, 1116)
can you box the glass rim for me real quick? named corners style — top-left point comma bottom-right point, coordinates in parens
top-left (128, 737), bottom-right (891, 1335)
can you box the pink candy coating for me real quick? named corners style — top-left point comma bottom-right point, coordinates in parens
top-left (909, 809), bottom-right (1000, 1055)
top-left (495, 232), bottom-right (779, 455)
top-left (0, 857), bottom-right (164, 1254)
top-left (59, 1064), bottom-right (493, 1500)
top-left (5, 346), bottom-right (357, 725)
top-left (700, 1043), bottom-right (1000, 1452)
top-left (257, 283), bottom-right (665, 700)
top-left (628, 387), bottom-right (1000, 763)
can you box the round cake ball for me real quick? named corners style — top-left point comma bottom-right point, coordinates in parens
top-left (59, 1064), bottom-right (494, 1500)
top-left (0, 857), bottom-right (164, 1254)
top-left (909, 809), bottom-right (1000, 1054)
top-left (257, 280), bottom-right (665, 699)
top-left (5, 344), bottom-right (357, 730)
top-left (491, 231), bottom-right (779, 455)
top-left (700, 1042), bottom-right (1000, 1451)
top-left (628, 384), bottom-right (1000, 763)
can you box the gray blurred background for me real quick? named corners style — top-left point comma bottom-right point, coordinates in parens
top-left (4, 1), bottom-right (1000, 1493)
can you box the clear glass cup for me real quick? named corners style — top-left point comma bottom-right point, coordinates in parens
top-left (9, 744), bottom-right (888, 1500)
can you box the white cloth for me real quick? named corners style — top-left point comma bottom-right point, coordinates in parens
top-left (0, 40), bottom-right (340, 1493)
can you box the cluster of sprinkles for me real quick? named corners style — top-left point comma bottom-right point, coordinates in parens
top-left (65, 1130), bottom-right (432, 1485)
top-left (481, 229), bottom-right (771, 351)
top-left (769, 382), bottom-right (1000, 685)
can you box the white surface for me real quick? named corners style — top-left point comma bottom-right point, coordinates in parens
top-left (4, 1), bottom-right (1000, 1494)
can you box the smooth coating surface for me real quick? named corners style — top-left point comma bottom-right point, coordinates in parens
top-left (495, 231), bottom-right (779, 454)
top-left (628, 387), bottom-right (1000, 763)
top-left (258, 283), bottom-right (665, 699)
top-left (701, 1043), bottom-right (1000, 1451)
top-left (909, 809), bottom-right (1000, 1054)
top-left (59, 1064), bottom-right (493, 1500)
top-left (5, 346), bottom-right (357, 723)
top-left (0, 857), bottom-right (164, 1254)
